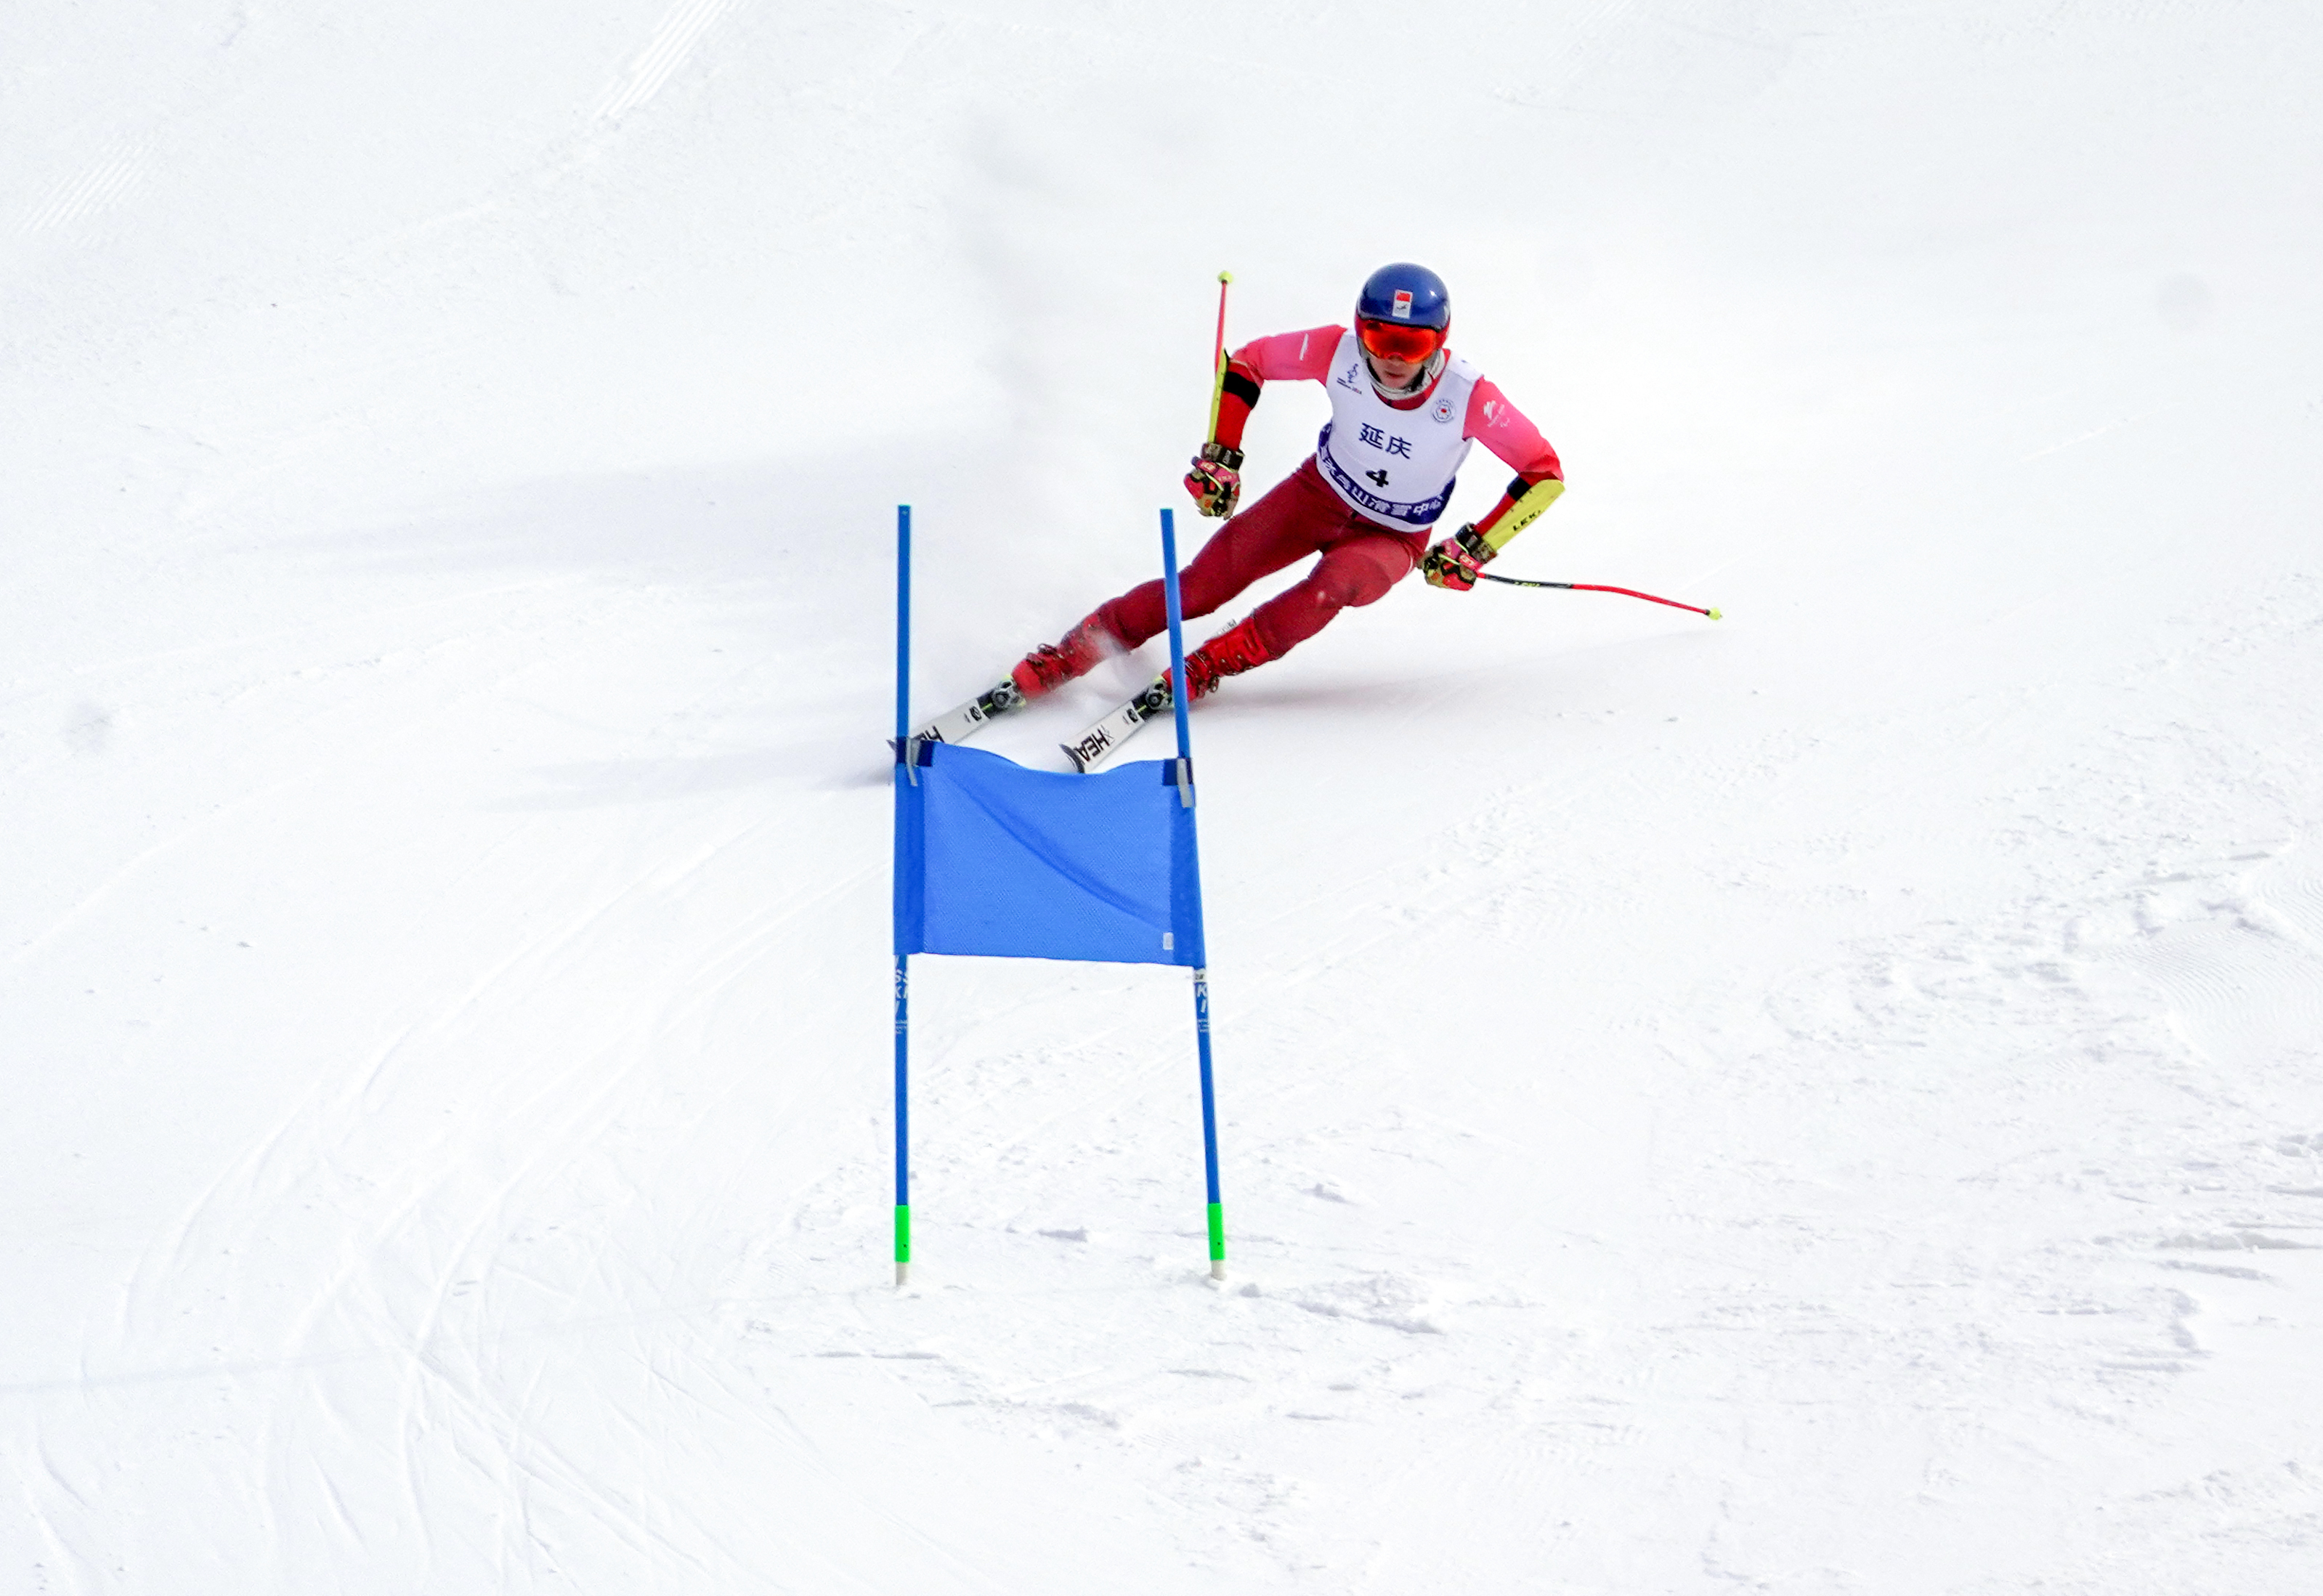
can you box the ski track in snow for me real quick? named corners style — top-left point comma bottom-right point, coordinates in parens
top-left (594, 0), bottom-right (745, 123)
top-left (12, 136), bottom-right (152, 238)
top-left (20, 554), bottom-right (2323, 1591)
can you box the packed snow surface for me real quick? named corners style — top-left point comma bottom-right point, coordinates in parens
top-left (7, 3), bottom-right (2323, 1590)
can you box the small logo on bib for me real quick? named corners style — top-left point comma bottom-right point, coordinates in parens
top-left (1430, 396), bottom-right (1456, 424)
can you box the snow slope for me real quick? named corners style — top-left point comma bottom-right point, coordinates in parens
top-left (7, 2), bottom-right (2323, 1590)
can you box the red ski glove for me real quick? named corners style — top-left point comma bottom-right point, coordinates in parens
top-left (1422, 525), bottom-right (1493, 591)
top-left (1183, 442), bottom-right (1244, 518)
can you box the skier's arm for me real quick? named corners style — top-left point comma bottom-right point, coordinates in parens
top-left (1209, 325), bottom-right (1345, 450)
top-left (1464, 474), bottom-right (1565, 554)
top-left (1188, 325), bottom-right (1347, 517)
top-left (1209, 360), bottom-right (1263, 451)
top-left (1422, 380), bottom-right (1564, 591)
top-left (1463, 379), bottom-right (1564, 554)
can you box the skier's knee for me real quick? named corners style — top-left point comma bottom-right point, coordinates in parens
top-left (1314, 540), bottom-right (1410, 611)
top-left (1319, 563), bottom-right (1398, 610)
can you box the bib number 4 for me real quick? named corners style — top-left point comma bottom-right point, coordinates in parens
top-left (1364, 469), bottom-right (1390, 488)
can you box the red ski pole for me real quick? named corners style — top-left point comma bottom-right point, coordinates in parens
top-left (1472, 570), bottom-right (1722, 620)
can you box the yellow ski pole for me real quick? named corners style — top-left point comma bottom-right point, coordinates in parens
top-left (1205, 270), bottom-right (1233, 437)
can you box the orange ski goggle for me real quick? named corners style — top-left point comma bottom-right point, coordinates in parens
top-left (1356, 317), bottom-right (1447, 363)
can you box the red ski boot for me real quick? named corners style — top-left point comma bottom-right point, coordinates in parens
top-left (1176, 615), bottom-right (1274, 702)
top-left (1058, 617), bottom-right (1278, 771)
top-left (1010, 614), bottom-right (1119, 700)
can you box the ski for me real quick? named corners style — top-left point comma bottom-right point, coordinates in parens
top-left (912, 676), bottom-right (1026, 746)
top-left (1061, 674), bottom-right (1175, 772)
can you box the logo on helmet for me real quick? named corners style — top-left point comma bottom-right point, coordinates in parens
top-left (1391, 290), bottom-right (1414, 320)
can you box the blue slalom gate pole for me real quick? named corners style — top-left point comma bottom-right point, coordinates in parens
top-left (893, 504), bottom-right (912, 1287)
top-left (1160, 508), bottom-right (1228, 1281)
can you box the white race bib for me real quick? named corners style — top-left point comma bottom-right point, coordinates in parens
top-left (1313, 331), bottom-right (1479, 528)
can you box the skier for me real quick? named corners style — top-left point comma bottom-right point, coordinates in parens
top-left (918, 263), bottom-right (1566, 753)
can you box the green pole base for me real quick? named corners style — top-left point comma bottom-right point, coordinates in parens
top-left (1207, 1201), bottom-right (1225, 1279)
top-left (894, 1204), bottom-right (912, 1287)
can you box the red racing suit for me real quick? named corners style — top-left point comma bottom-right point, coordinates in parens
top-left (1095, 325), bottom-right (1564, 660)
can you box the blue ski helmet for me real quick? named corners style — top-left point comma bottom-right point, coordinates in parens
top-left (1355, 262), bottom-right (1451, 331)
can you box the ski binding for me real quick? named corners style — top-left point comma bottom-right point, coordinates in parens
top-left (915, 677), bottom-right (1025, 745)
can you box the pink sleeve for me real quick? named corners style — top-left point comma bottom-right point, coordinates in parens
top-left (1464, 378), bottom-right (1564, 478)
top-left (1231, 325), bottom-right (1345, 383)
